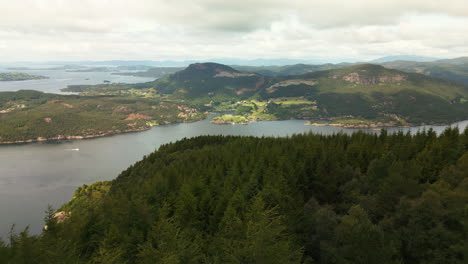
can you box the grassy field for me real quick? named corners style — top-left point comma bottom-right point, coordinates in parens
top-left (211, 114), bottom-right (250, 124)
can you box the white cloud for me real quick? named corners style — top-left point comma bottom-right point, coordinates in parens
top-left (0, 0), bottom-right (467, 62)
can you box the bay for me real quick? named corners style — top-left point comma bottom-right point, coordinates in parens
top-left (0, 67), bottom-right (155, 94)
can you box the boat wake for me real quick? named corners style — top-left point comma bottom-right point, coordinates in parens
top-left (65, 148), bottom-right (80, 151)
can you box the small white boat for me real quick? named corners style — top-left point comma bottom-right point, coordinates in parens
top-left (65, 148), bottom-right (80, 151)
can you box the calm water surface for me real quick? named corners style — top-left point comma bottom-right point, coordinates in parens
top-left (0, 67), bottom-right (155, 93)
top-left (0, 116), bottom-right (466, 238)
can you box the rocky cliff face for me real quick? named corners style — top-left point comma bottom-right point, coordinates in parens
top-left (342, 72), bottom-right (407, 85)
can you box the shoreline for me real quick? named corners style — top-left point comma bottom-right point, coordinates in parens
top-left (0, 127), bottom-right (151, 145)
top-left (1, 117), bottom-right (465, 145)
top-left (210, 115), bottom-right (461, 129)
top-left (210, 119), bottom-right (252, 125)
top-left (305, 120), bottom-right (456, 129)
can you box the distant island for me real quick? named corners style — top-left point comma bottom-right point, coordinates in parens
top-left (7, 65), bottom-right (155, 73)
top-left (0, 72), bottom-right (48, 81)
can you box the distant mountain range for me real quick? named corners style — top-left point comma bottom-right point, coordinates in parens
top-left (370, 55), bottom-right (441, 63)
top-left (106, 56), bottom-right (468, 86)
top-left (380, 57), bottom-right (468, 84)
top-left (2, 55), bottom-right (454, 67)
top-left (230, 57), bottom-right (468, 85)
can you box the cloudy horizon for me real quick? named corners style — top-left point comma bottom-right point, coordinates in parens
top-left (1, 0), bottom-right (467, 63)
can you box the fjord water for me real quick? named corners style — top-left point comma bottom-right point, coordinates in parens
top-left (0, 116), bottom-right (467, 238)
top-left (0, 67), bottom-right (155, 93)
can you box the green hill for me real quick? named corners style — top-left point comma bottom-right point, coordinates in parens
top-left (295, 63), bottom-right (467, 98)
top-left (153, 62), bottom-right (268, 98)
top-left (0, 90), bottom-right (204, 143)
top-left (1, 129), bottom-right (467, 263)
top-left (233, 57), bottom-right (468, 86)
top-left (257, 64), bottom-right (468, 124)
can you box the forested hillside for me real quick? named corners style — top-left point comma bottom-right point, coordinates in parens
top-left (64, 62), bottom-right (468, 126)
top-left (0, 90), bottom-right (204, 143)
top-left (1, 128), bottom-right (467, 263)
top-left (381, 58), bottom-right (468, 85)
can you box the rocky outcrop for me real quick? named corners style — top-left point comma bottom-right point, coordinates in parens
top-left (342, 72), bottom-right (406, 85)
top-left (54, 211), bottom-right (70, 223)
top-left (214, 71), bottom-right (257, 78)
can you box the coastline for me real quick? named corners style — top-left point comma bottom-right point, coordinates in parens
top-left (305, 120), bottom-right (456, 129)
top-left (1, 116), bottom-right (465, 145)
top-left (210, 119), bottom-right (252, 125)
top-left (0, 127), bottom-right (150, 145)
top-left (209, 115), bottom-right (462, 129)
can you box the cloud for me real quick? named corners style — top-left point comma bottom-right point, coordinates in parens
top-left (0, 0), bottom-right (467, 62)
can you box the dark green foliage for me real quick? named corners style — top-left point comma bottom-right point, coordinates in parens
top-left (260, 84), bottom-right (319, 99)
top-left (1, 128), bottom-right (467, 263)
top-left (235, 104), bottom-right (253, 115)
top-left (62, 81), bottom-right (157, 93)
top-left (371, 90), bottom-right (468, 124)
top-left (382, 59), bottom-right (468, 84)
top-left (153, 63), bottom-right (266, 98)
top-left (234, 58), bottom-right (468, 85)
top-left (0, 90), bottom-right (205, 143)
top-left (316, 93), bottom-right (377, 119)
top-left (263, 101), bottom-right (319, 120)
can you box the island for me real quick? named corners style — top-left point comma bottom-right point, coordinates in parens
top-left (0, 72), bottom-right (48, 81)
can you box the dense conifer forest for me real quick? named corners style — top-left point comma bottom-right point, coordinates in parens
top-left (1, 128), bottom-right (467, 263)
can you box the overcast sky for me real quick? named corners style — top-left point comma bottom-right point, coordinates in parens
top-left (0, 0), bottom-right (467, 62)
